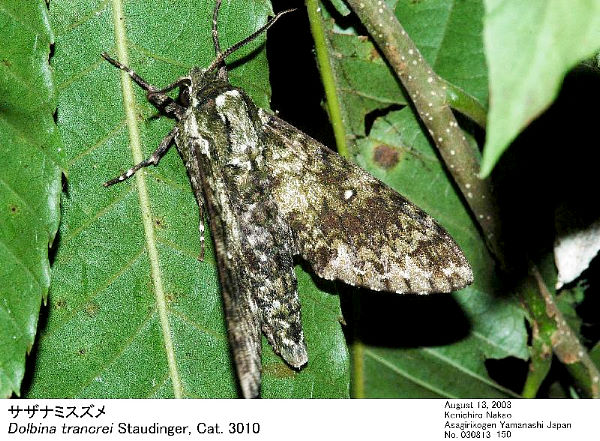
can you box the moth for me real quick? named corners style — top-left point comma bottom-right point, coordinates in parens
top-left (103, 0), bottom-right (473, 398)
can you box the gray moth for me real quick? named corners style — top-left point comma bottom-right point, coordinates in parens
top-left (103, 0), bottom-right (473, 398)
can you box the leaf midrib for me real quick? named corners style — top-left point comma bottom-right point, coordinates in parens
top-left (109, 0), bottom-right (183, 398)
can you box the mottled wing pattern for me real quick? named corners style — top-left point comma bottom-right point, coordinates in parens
top-left (260, 112), bottom-right (473, 294)
top-left (184, 142), bottom-right (261, 398)
top-left (180, 88), bottom-right (308, 397)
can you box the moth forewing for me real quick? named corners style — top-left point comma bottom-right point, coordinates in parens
top-left (261, 113), bottom-right (473, 295)
top-left (103, 0), bottom-right (473, 398)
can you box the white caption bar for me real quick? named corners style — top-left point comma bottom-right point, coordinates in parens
top-left (2, 399), bottom-right (598, 441)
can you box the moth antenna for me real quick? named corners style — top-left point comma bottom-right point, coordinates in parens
top-left (212, 0), bottom-right (223, 55)
top-left (212, 0), bottom-right (228, 80)
top-left (206, 7), bottom-right (296, 73)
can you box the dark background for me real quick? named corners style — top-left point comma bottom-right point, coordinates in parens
top-left (268, 0), bottom-right (600, 398)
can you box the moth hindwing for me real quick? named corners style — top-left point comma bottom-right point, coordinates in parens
top-left (103, 0), bottom-right (473, 398)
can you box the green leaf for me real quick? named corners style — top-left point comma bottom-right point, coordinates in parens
top-left (23, 0), bottom-right (349, 398)
top-left (481, 0), bottom-right (600, 177)
top-left (395, 0), bottom-right (488, 106)
top-left (355, 109), bottom-right (525, 397)
top-left (320, 0), bottom-right (488, 152)
top-left (316, 1), bottom-right (527, 397)
top-left (325, 23), bottom-right (408, 139)
top-left (0, 0), bottom-right (62, 397)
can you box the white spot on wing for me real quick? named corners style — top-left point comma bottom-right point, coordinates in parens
top-left (215, 89), bottom-right (241, 108)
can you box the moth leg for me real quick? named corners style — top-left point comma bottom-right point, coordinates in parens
top-left (146, 79), bottom-right (191, 120)
top-left (102, 52), bottom-right (188, 119)
top-left (148, 94), bottom-right (186, 120)
top-left (190, 187), bottom-right (206, 261)
top-left (101, 52), bottom-right (155, 91)
top-left (183, 161), bottom-right (208, 260)
top-left (150, 77), bottom-right (191, 95)
top-left (104, 126), bottom-right (178, 187)
top-left (197, 208), bottom-right (206, 261)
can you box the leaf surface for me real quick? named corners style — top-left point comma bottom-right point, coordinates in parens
top-left (24, 0), bottom-right (349, 398)
top-left (0, 0), bottom-right (62, 397)
top-left (481, 0), bottom-right (600, 176)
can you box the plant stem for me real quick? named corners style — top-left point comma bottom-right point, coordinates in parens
top-left (344, 0), bottom-right (505, 266)
top-left (306, 0), bottom-right (350, 158)
top-left (530, 266), bottom-right (600, 398)
top-left (443, 79), bottom-right (487, 128)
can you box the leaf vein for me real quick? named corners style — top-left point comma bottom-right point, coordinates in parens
top-left (40, 246), bottom-right (146, 340)
top-left (53, 0), bottom-right (111, 37)
top-left (60, 184), bottom-right (136, 245)
top-left (73, 307), bottom-right (158, 396)
top-left (0, 235), bottom-right (42, 291)
top-left (109, 0), bottom-right (183, 398)
top-left (364, 348), bottom-right (452, 397)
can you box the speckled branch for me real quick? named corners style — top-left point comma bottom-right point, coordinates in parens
top-left (530, 266), bottom-right (600, 398)
top-left (344, 0), bottom-right (504, 264)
